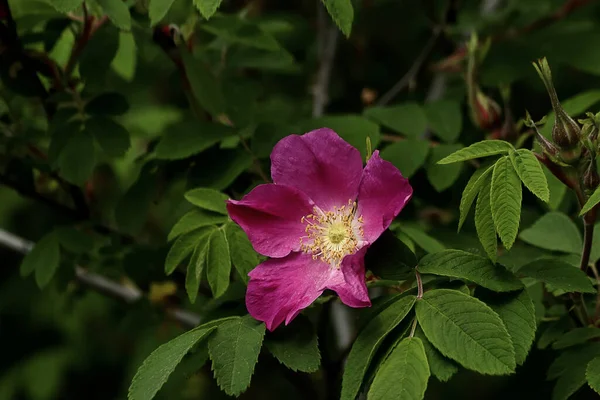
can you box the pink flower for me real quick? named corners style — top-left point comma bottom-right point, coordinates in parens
top-left (226, 128), bottom-right (413, 330)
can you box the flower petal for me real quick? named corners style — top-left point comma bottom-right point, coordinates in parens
top-left (227, 184), bottom-right (314, 258)
top-left (357, 151), bottom-right (413, 244)
top-left (270, 128), bottom-right (363, 211)
top-left (246, 252), bottom-right (333, 331)
top-left (326, 248), bottom-right (371, 308)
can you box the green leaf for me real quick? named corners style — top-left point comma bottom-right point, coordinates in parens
top-left (418, 250), bottom-right (522, 292)
top-left (458, 164), bottom-right (494, 231)
top-left (416, 289), bottom-right (516, 375)
top-left (154, 120), bottom-right (235, 160)
top-left (85, 92), bottom-right (129, 116)
top-left (380, 139), bottom-right (430, 178)
top-left (475, 173), bottom-right (498, 262)
top-left (165, 227), bottom-right (214, 275)
top-left (364, 230), bottom-right (416, 281)
top-left (538, 318), bottom-right (571, 350)
top-left (181, 51), bottom-right (226, 117)
top-left (20, 233), bottom-right (60, 288)
top-left (49, 0), bottom-right (84, 12)
top-left (364, 102), bottom-right (427, 137)
top-left (586, 357), bottom-right (600, 395)
top-left (128, 326), bottom-right (216, 400)
top-left (298, 115), bottom-right (380, 160)
top-left (224, 222), bottom-right (258, 284)
top-left (543, 164), bottom-right (567, 210)
top-left (477, 289), bottom-right (536, 366)
top-left (186, 240), bottom-right (210, 304)
top-left (400, 225), bottom-right (445, 254)
top-left (547, 344), bottom-right (600, 400)
top-left (424, 100), bottom-right (462, 143)
top-left (149, 0), bottom-right (176, 25)
top-left (490, 156), bottom-right (522, 250)
top-left (427, 144), bottom-right (464, 192)
top-left (206, 228), bottom-right (231, 298)
top-left (340, 295), bottom-right (417, 400)
top-left (168, 209), bottom-right (226, 242)
top-left (184, 188), bottom-right (228, 214)
top-left (509, 149), bottom-right (549, 202)
top-left (194, 0), bottom-right (222, 19)
top-left (414, 327), bottom-right (458, 382)
top-left (55, 227), bottom-right (94, 253)
top-left (519, 212), bottom-right (582, 254)
top-left (517, 259), bottom-right (595, 293)
top-left (367, 337), bottom-right (430, 400)
top-left (97, 0), bottom-right (131, 30)
top-left (320, 0), bottom-right (354, 37)
top-left (58, 129), bottom-right (96, 185)
top-left (86, 116), bottom-right (131, 157)
top-left (115, 166), bottom-right (156, 234)
top-left (581, 186), bottom-right (600, 215)
top-left (79, 25), bottom-right (120, 88)
top-left (208, 316), bottom-right (266, 396)
top-left (540, 90), bottom-right (600, 137)
top-left (437, 140), bottom-right (513, 164)
top-left (553, 327), bottom-right (600, 350)
top-left (265, 316), bottom-right (320, 373)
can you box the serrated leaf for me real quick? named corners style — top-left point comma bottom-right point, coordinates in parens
top-left (208, 316), bottom-right (266, 396)
top-left (367, 337), bottom-right (430, 400)
top-left (519, 212), bottom-right (582, 254)
top-left (265, 316), bottom-right (320, 373)
top-left (475, 174), bottom-right (498, 262)
top-left (477, 289), bottom-right (536, 366)
top-left (128, 326), bottom-right (216, 400)
top-left (414, 327), bottom-right (458, 382)
top-left (424, 100), bottom-right (462, 143)
top-left (181, 51), bottom-right (225, 117)
top-left (509, 149), bottom-right (549, 202)
top-left (553, 327), bottom-right (600, 350)
top-left (20, 233), bottom-right (60, 289)
top-left (437, 140), bottom-right (513, 164)
top-left (97, 0), bottom-right (131, 30)
top-left (165, 227), bottom-right (214, 275)
top-left (547, 343), bottom-right (600, 400)
top-left (49, 0), bottom-right (84, 12)
top-left (458, 164), bottom-right (494, 231)
top-left (586, 357), bottom-right (600, 394)
top-left (517, 259), bottom-right (595, 293)
top-left (58, 129), bottom-right (96, 185)
top-left (224, 222), bottom-right (258, 284)
top-left (194, 0), bottom-right (222, 19)
top-left (341, 295), bottom-right (416, 400)
top-left (380, 139), bottom-right (430, 178)
top-left (418, 250), bottom-right (522, 292)
top-left (364, 102), bottom-right (427, 138)
top-left (186, 241), bottom-right (210, 304)
top-left (154, 120), bottom-right (235, 160)
top-left (427, 144), bottom-right (464, 192)
top-left (206, 228), bottom-right (231, 298)
top-left (184, 188), bottom-right (228, 214)
top-left (168, 209), bottom-right (226, 242)
top-left (416, 289), bottom-right (516, 375)
top-left (149, 0), bottom-right (176, 25)
top-left (581, 186), bottom-right (600, 215)
top-left (491, 156), bottom-right (522, 250)
top-left (86, 116), bottom-right (131, 157)
top-left (321, 0), bottom-right (354, 37)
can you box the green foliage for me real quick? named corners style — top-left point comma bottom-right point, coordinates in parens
top-left (458, 164), bottom-right (493, 231)
top-left (509, 149), bottom-right (550, 202)
top-left (517, 259), bottom-right (595, 293)
top-left (97, 0), bottom-right (132, 30)
top-left (475, 174), bottom-right (498, 262)
top-left (49, 0), bottom-right (83, 12)
top-left (547, 343), bottom-right (600, 400)
top-left (367, 337), bottom-right (430, 400)
top-left (184, 188), bottom-right (229, 214)
top-left (490, 156), bottom-right (522, 250)
top-left (58, 128), bottom-right (96, 185)
top-left (194, 0), bottom-right (223, 20)
top-left (427, 144), bottom-right (464, 192)
top-left (165, 227), bottom-right (214, 275)
top-left (20, 232), bottom-right (61, 288)
top-left (181, 51), bottom-right (226, 117)
top-left (437, 140), bottom-right (513, 164)
top-left (424, 100), bottom-right (462, 143)
top-left (581, 185), bottom-right (600, 215)
top-left (224, 222), bottom-right (258, 284)
top-left (364, 103), bottom-right (427, 138)
top-left (154, 121), bottom-right (236, 160)
top-left (519, 212), bottom-right (582, 254)
top-left (264, 317), bottom-right (320, 373)
top-left (586, 357), bottom-right (600, 395)
top-left (418, 250), bottom-right (522, 292)
top-left (414, 327), bottom-right (458, 382)
top-left (321, 0), bottom-right (354, 37)
top-left (206, 228), bottom-right (231, 298)
top-left (341, 295), bottom-right (416, 400)
top-left (416, 289), bottom-right (516, 375)
top-left (148, 0), bottom-right (176, 25)
top-left (167, 209), bottom-right (226, 241)
top-left (380, 139), bottom-right (429, 178)
top-left (552, 327), bottom-right (600, 350)
top-left (86, 116), bottom-right (131, 157)
top-left (208, 316), bottom-right (266, 396)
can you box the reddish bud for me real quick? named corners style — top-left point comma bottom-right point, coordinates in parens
top-left (470, 89), bottom-right (502, 130)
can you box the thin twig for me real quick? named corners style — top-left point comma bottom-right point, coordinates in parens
top-left (376, 28), bottom-right (441, 107)
top-left (312, 3), bottom-right (339, 117)
top-left (0, 228), bottom-right (201, 328)
top-left (408, 318), bottom-right (418, 338)
top-left (415, 269), bottom-right (424, 299)
top-left (580, 222), bottom-right (594, 273)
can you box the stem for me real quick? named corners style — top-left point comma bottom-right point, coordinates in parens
top-left (312, 2), bottom-right (339, 117)
top-left (408, 318), bottom-right (418, 338)
top-left (415, 270), bottom-right (423, 299)
top-left (580, 221), bottom-right (594, 272)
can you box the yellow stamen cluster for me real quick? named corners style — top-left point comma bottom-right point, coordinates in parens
top-left (300, 199), bottom-right (364, 268)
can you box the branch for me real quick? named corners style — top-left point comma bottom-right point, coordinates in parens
top-left (312, 3), bottom-right (339, 117)
top-left (0, 228), bottom-right (201, 328)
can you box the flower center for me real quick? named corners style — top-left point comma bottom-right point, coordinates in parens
top-left (300, 199), bottom-right (364, 268)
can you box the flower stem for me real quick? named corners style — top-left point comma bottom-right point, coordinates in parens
top-left (415, 270), bottom-right (423, 300)
top-left (580, 221), bottom-right (594, 273)
top-left (408, 318), bottom-right (418, 338)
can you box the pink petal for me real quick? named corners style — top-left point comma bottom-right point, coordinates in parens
top-left (227, 184), bottom-right (314, 258)
top-left (326, 247), bottom-right (371, 308)
top-left (270, 128), bottom-right (363, 211)
top-left (357, 151), bottom-right (413, 244)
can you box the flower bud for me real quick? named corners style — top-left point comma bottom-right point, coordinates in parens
top-left (533, 58), bottom-right (581, 150)
top-left (469, 89), bottom-right (502, 130)
top-left (525, 111), bottom-right (563, 164)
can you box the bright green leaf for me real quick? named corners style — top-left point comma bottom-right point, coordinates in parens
top-left (194, 0), bottom-right (223, 19)
top-left (265, 316), bottom-right (320, 373)
top-left (364, 102), bottom-right (427, 138)
top-left (320, 0), bottom-right (354, 37)
top-left (380, 139), bottom-right (430, 178)
top-left (553, 327), bottom-right (600, 350)
top-left (168, 209), bottom-right (226, 242)
top-left (424, 100), bottom-right (462, 143)
top-left (97, 0), bottom-right (131, 30)
top-left (86, 116), bottom-right (131, 157)
top-left (184, 188), bottom-right (228, 214)
top-left (458, 164), bottom-right (494, 231)
top-left (437, 140), bottom-right (513, 164)
top-left (186, 240), bottom-right (210, 304)
top-left (416, 289), bottom-right (516, 375)
top-left (427, 144), bottom-right (464, 192)
top-left (414, 327), bottom-right (458, 382)
top-left (367, 337), bottom-right (430, 400)
top-left (491, 156), bottom-right (522, 250)
top-left (340, 295), bottom-right (416, 400)
top-left (475, 174), bottom-right (498, 262)
top-left (149, 0), bottom-right (176, 25)
top-left (208, 316), bottom-right (266, 396)
top-left (400, 225), bottom-right (445, 253)
top-left (586, 357), bottom-right (600, 395)
top-left (519, 212), bottom-right (582, 254)
top-left (418, 250), bottom-right (522, 292)
top-left (224, 222), bottom-right (258, 284)
top-left (155, 120), bottom-right (236, 160)
top-left (509, 149), bottom-right (549, 202)
top-left (581, 186), bottom-right (600, 215)
top-left (517, 259), bottom-right (595, 293)
top-left (165, 227), bottom-right (213, 275)
top-left (206, 228), bottom-right (231, 298)
top-left (49, 0), bottom-right (83, 12)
